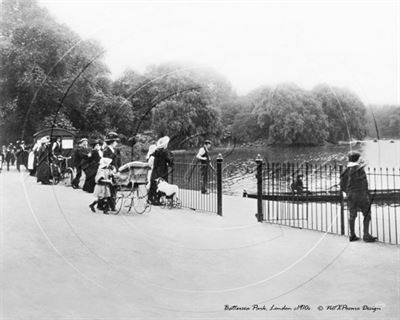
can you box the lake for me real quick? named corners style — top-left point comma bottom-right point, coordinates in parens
top-left (172, 140), bottom-right (400, 196)
top-left (171, 140), bottom-right (400, 244)
top-left (174, 139), bottom-right (400, 167)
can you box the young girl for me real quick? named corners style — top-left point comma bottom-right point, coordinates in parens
top-left (89, 157), bottom-right (114, 214)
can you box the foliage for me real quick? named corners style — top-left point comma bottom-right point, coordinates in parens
top-left (366, 105), bottom-right (400, 139)
top-left (231, 112), bottom-right (262, 142)
top-left (0, 0), bottom-right (377, 149)
top-left (37, 112), bottom-right (76, 131)
top-left (312, 84), bottom-right (367, 142)
top-left (0, 0), bottom-right (109, 143)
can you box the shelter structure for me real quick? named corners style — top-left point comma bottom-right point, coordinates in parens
top-left (33, 127), bottom-right (76, 157)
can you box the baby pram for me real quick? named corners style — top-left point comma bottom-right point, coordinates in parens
top-left (114, 161), bottom-right (151, 214)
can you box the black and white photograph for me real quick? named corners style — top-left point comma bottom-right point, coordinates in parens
top-left (0, 0), bottom-right (399, 319)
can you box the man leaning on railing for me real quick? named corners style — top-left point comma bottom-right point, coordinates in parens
top-left (340, 151), bottom-right (377, 243)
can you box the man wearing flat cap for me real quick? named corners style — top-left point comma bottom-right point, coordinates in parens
top-left (102, 132), bottom-right (121, 211)
top-left (71, 138), bottom-right (91, 189)
top-left (340, 151), bottom-right (377, 242)
top-left (196, 140), bottom-right (213, 194)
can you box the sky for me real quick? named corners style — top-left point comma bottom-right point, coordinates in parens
top-left (37, 0), bottom-right (400, 105)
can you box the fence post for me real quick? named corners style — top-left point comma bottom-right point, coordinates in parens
top-left (256, 154), bottom-right (263, 222)
top-left (339, 165), bottom-right (345, 235)
top-left (217, 153), bottom-right (223, 216)
top-left (170, 161), bottom-right (174, 184)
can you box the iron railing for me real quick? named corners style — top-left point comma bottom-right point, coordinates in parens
top-left (169, 155), bottom-right (223, 215)
top-left (248, 160), bottom-right (400, 245)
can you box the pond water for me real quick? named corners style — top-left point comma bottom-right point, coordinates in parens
top-left (172, 140), bottom-right (400, 196)
top-left (174, 140), bottom-right (400, 168)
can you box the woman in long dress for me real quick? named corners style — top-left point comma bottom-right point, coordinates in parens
top-left (36, 137), bottom-right (52, 185)
top-left (28, 141), bottom-right (41, 176)
top-left (149, 136), bottom-right (173, 205)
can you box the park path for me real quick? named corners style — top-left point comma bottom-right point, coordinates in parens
top-left (0, 169), bottom-right (399, 319)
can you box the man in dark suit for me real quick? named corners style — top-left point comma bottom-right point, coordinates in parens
top-left (71, 138), bottom-right (91, 189)
top-left (102, 132), bottom-right (120, 211)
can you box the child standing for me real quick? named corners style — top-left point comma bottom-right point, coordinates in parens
top-left (89, 157), bottom-right (114, 214)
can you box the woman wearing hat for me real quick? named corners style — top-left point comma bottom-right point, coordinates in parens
top-left (82, 140), bottom-right (102, 193)
top-left (145, 144), bottom-right (157, 191)
top-left (15, 140), bottom-right (27, 172)
top-left (36, 136), bottom-right (52, 184)
top-left (149, 136), bottom-right (173, 205)
top-left (103, 132), bottom-right (120, 167)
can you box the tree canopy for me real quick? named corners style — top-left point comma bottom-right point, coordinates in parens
top-left (0, 0), bottom-right (387, 151)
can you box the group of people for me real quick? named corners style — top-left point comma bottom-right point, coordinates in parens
top-left (0, 141), bottom-right (29, 172)
top-left (90, 134), bottom-right (174, 213)
top-left (2, 134), bottom-right (374, 242)
top-left (2, 130), bottom-right (214, 215)
top-left (4, 132), bottom-right (122, 214)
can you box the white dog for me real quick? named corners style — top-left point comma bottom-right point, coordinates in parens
top-left (155, 178), bottom-right (179, 200)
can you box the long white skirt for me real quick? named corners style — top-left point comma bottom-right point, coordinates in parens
top-left (27, 152), bottom-right (35, 170)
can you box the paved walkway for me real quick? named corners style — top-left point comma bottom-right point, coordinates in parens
top-left (0, 169), bottom-right (399, 319)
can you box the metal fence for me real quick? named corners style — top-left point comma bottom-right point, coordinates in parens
top-left (168, 156), bottom-right (223, 215)
top-left (249, 158), bottom-right (400, 245)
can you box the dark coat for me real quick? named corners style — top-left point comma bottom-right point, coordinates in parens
top-left (72, 146), bottom-right (90, 168)
top-left (36, 145), bottom-right (52, 184)
top-left (82, 150), bottom-right (101, 193)
top-left (103, 146), bottom-right (120, 168)
top-left (340, 164), bottom-right (369, 194)
top-left (150, 148), bottom-right (173, 181)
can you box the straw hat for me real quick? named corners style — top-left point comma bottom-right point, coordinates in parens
top-left (156, 136), bottom-right (170, 149)
top-left (99, 157), bottom-right (112, 169)
top-left (146, 144), bottom-right (157, 159)
top-left (40, 136), bottom-right (50, 144)
top-left (78, 138), bottom-right (88, 145)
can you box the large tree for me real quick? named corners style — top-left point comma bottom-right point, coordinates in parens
top-left (245, 83), bottom-right (328, 145)
top-left (145, 64), bottom-right (223, 148)
top-left (0, 0), bottom-right (110, 143)
top-left (312, 84), bottom-right (367, 143)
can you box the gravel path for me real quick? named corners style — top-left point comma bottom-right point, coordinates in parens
top-left (1, 169), bottom-right (399, 319)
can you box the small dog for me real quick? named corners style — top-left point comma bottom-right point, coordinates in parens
top-left (155, 177), bottom-right (179, 202)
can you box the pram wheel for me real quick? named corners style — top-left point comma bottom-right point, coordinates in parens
top-left (115, 193), bottom-right (125, 214)
top-left (133, 184), bottom-right (149, 214)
